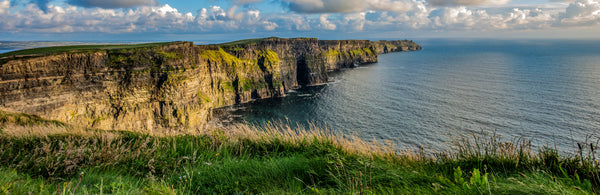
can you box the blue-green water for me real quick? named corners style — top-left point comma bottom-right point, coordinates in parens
top-left (226, 39), bottom-right (600, 151)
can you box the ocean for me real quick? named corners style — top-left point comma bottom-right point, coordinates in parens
top-left (219, 39), bottom-right (600, 153)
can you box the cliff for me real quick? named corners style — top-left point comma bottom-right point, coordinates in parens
top-left (0, 37), bottom-right (420, 131)
top-left (373, 40), bottom-right (421, 54)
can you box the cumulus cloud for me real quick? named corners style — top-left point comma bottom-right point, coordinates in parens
top-left (262, 21), bottom-right (279, 30)
top-left (431, 7), bottom-right (482, 28)
top-left (318, 14), bottom-right (337, 30)
top-left (3, 0), bottom-right (600, 36)
top-left (369, 0), bottom-right (414, 11)
top-left (227, 5), bottom-right (245, 20)
top-left (282, 0), bottom-right (414, 13)
top-left (67, 0), bottom-right (159, 8)
top-left (267, 14), bottom-right (312, 30)
top-left (362, 1), bottom-right (433, 29)
top-left (557, 0), bottom-right (600, 26)
top-left (343, 12), bottom-right (367, 30)
top-left (427, 0), bottom-right (510, 6)
top-left (289, 16), bottom-right (312, 30)
top-left (358, 0), bottom-right (557, 32)
top-left (0, 1), bottom-right (281, 34)
top-left (0, 0), bottom-right (8, 14)
top-left (403, 6), bottom-right (552, 30)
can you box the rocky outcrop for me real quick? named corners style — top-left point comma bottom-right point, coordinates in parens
top-left (0, 37), bottom-right (420, 131)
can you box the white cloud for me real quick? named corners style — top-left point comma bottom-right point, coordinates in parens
top-left (267, 14), bottom-right (312, 31)
top-left (343, 12), bottom-right (367, 31)
top-left (504, 8), bottom-right (553, 29)
top-left (2, 0), bottom-right (600, 37)
top-left (369, 0), bottom-right (415, 12)
top-left (0, 0), bottom-right (9, 14)
top-left (291, 16), bottom-right (312, 30)
top-left (248, 10), bottom-right (260, 18)
top-left (67, 0), bottom-right (159, 8)
top-left (356, 1), bottom-right (559, 32)
top-left (432, 7), bottom-right (479, 28)
top-left (152, 4), bottom-right (178, 15)
top-left (0, 1), bottom-right (281, 34)
top-left (227, 5), bottom-right (245, 20)
top-left (262, 21), bottom-right (279, 30)
top-left (209, 6), bottom-right (227, 20)
top-left (557, 0), bottom-right (600, 26)
top-left (319, 14), bottom-right (337, 30)
top-left (283, 0), bottom-right (414, 13)
top-left (363, 1), bottom-right (433, 29)
top-left (426, 6), bottom-right (554, 30)
top-left (427, 0), bottom-right (511, 6)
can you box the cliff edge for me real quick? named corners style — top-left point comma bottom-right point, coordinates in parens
top-left (0, 37), bottom-right (421, 131)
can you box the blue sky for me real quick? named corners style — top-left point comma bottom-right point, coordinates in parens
top-left (1, 0), bottom-right (599, 41)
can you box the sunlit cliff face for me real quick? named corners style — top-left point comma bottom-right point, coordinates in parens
top-left (0, 38), bottom-right (416, 131)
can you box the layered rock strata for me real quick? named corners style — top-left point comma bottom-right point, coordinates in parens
top-left (0, 38), bottom-right (420, 131)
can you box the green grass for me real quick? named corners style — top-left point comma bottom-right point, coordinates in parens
top-left (199, 48), bottom-right (243, 66)
top-left (256, 49), bottom-right (280, 68)
top-left (0, 111), bottom-right (64, 127)
top-left (156, 50), bottom-right (184, 60)
top-left (0, 112), bottom-right (598, 194)
top-left (218, 37), bottom-right (276, 47)
top-left (240, 77), bottom-right (268, 91)
top-left (0, 42), bottom-right (178, 58)
top-left (325, 49), bottom-right (341, 57)
top-left (349, 48), bottom-right (375, 56)
top-left (218, 37), bottom-right (317, 47)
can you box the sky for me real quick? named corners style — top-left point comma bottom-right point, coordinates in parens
top-left (0, 0), bottom-right (599, 41)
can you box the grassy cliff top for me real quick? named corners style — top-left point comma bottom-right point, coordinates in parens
top-left (0, 38), bottom-right (420, 59)
top-left (0, 110), bottom-right (598, 194)
top-left (0, 41), bottom-right (184, 58)
top-left (218, 37), bottom-right (275, 46)
top-left (217, 37), bottom-right (320, 47)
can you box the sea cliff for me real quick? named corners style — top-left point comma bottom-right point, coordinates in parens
top-left (0, 37), bottom-right (420, 131)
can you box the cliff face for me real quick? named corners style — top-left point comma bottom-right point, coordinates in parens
top-left (373, 40), bottom-right (422, 54)
top-left (0, 38), bottom-right (420, 131)
top-left (0, 42), bottom-right (208, 131)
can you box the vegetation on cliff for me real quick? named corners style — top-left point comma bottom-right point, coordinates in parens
top-left (0, 111), bottom-right (598, 194)
top-left (218, 37), bottom-right (273, 46)
top-left (0, 42), bottom-right (178, 59)
top-left (200, 48), bottom-right (244, 67)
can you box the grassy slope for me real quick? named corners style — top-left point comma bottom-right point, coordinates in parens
top-left (217, 37), bottom-right (274, 47)
top-left (0, 42), bottom-right (178, 58)
top-left (216, 37), bottom-right (317, 47)
top-left (0, 111), bottom-right (598, 194)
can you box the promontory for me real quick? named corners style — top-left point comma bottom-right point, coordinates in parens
top-left (0, 37), bottom-right (421, 131)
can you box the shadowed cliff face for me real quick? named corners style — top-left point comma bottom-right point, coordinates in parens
top-left (0, 38), bottom-right (420, 131)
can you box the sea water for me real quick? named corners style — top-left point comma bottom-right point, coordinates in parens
top-left (210, 39), bottom-right (600, 152)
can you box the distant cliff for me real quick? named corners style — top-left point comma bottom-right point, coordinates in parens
top-left (373, 40), bottom-right (422, 54)
top-left (0, 37), bottom-right (421, 131)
